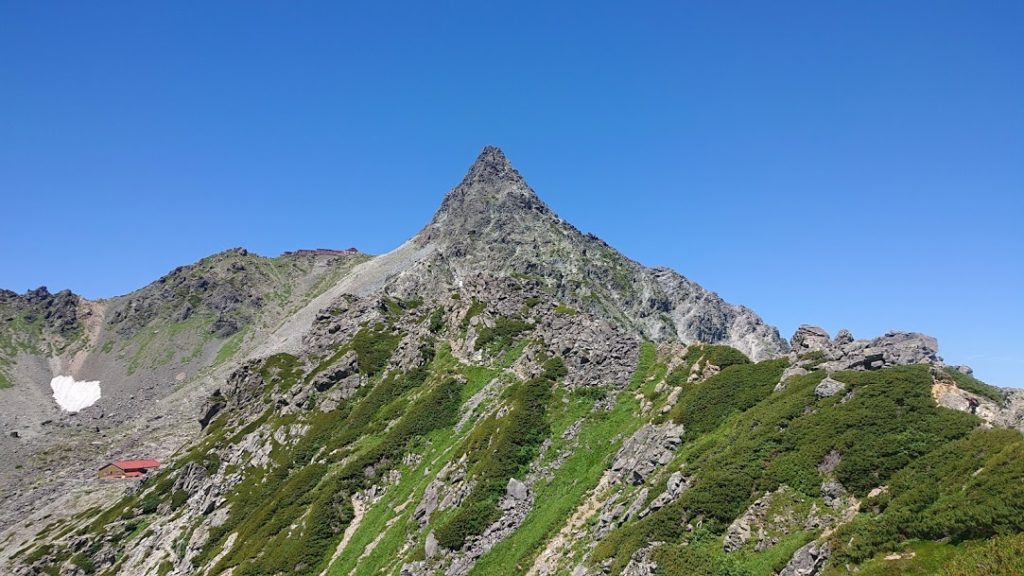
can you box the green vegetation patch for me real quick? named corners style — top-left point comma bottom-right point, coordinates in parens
top-left (325, 353), bottom-right (499, 575)
top-left (428, 307), bottom-right (446, 333)
top-left (469, 368), bottom-right (643, 575)
top-left (259, 352), bottom-right (303, 394)
top-left (214, 328), bottom-right (246, 365)
top-left (832, 426), bottom-right (1024, 566)
top-left (595, 365), bottom-right (986, 574)
top-left (350, 323), bottom-right (402, 376)
top-left (553, 304), bottom-right (579, 316)
top-left (434, 358), bottom-right (565, 550)
top-left (463, 299), bottom-right (486, 328)
top-left (475, 316), bottom-right (534, 352)
top-left (685, 344), bottom-right (751, 371)
top-left (207, 357), bottom-right (464, 576)
top-left (941, 533), bottom-right (1024, 576)
top-left (669, 358), bottom-right (788, 436)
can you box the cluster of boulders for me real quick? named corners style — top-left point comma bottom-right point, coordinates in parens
top-left (789, 324), bottom-right (959, 372)
top-left (589, 423), bottom-right (687, 542)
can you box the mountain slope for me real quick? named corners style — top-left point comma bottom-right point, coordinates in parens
top-left (3, 147), bottom-right (1023, 576)
top-left (0, 248), bottom-right (370, 554)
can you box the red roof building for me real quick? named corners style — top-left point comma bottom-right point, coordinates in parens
top-left (98, 459), bottom-right (161, 479)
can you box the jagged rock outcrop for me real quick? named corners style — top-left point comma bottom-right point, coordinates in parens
top-left (723, 486), bottom-right (814, 554)
top-left (198, 391), bottom-right (226, 429)
top-left (790, 325), bottom-right (944, 371)
top-left (1, 287), bottom-right (83, 339)
top-left (778, 541), bottom-right (831, 576)
top-left (930, 368), bottom-right (1024, 432)
top-left (647, 471), bottom-right (689, 512)
top-left (791, 325), bottom-right (832, 356)
top-left (609, 423), bottom-right (684, 485)
top-left (107, 248), bottom-right (269, 338)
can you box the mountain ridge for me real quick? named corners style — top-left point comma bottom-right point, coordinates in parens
top-left (2, 146), bottom-right (1021, 576)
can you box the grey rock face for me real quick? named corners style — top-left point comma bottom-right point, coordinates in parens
top-left (820, 480), bottom-right (848, 509)
top-left (724, 513), bottom-right (754, 553)
top-left (817, 450), bottom-right (841, 475)
top-left (172, 462), bottom-right (209, 499)
top-left (650, 269), bottom-right (789, 361)
top-left (647, 471), bottom-right (689, 512)
top-left (309, 350), bottom-right (360, 393)
top-left (609, 423), bottom-right (684, 485)
top-left (425, 532), bottom-right (440, 559)
top-left (778, 541), bottom-right (831, 576)
top-left (198, 391), bottom-right (226, 429)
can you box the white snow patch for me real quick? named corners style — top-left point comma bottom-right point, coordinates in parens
top-left (50, 375), bottom-right (102, 412)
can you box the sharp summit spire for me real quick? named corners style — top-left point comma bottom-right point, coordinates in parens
top-left (460, 145), bottom-right (524, 187)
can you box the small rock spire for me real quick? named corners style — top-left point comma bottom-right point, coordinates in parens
top-left (460, 145), bottom-right (524, 187)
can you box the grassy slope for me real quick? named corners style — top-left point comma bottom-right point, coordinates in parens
top-left (17, 316), bottom-right (1024, 576)
top-left (468, 385), bottom-right (642, 575)
top-left (591, 360), bottom-right (1024, 576)
top-left (325, 355), bottom-right (500, 575)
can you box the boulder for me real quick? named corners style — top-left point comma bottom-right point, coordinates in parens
top-left (425, 532), bottom-right (440, 558)
top-left (791, 325), bottom-right (831, 354)
top-left (506, 478), bottom-right (529, 501)
top-left (814, 377), bottom-right (846, 398)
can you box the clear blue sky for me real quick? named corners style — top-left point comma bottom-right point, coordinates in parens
top-left (1, 2), bottom-right (1021, 386)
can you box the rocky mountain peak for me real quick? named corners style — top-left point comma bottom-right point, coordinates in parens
top-left (401, 146), bottom-right (789, 361)
top-left (419, 146), bottom-right (550, 245)
top-left (461, 145), bottom-right (524, 187)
